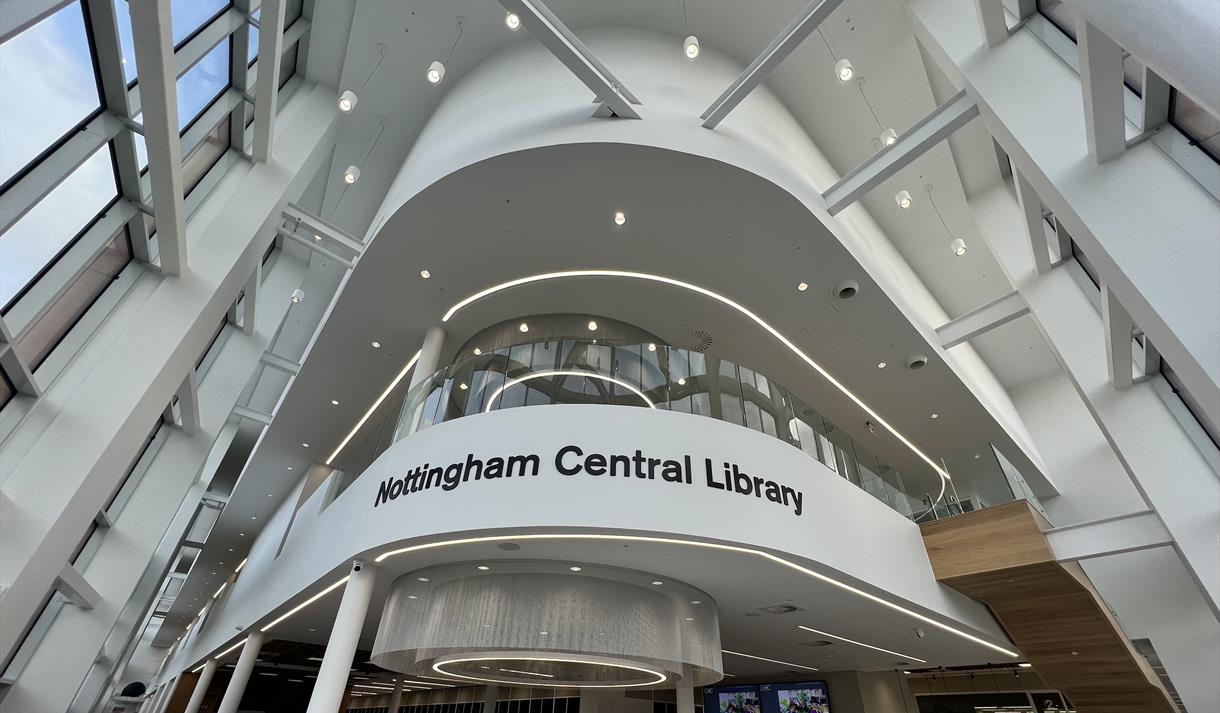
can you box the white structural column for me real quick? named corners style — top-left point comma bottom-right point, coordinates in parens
top-left (408, 326), bottom-right (447, 390)
top-left (973, 0), bottom-right (1008, 48)
top-left (1077, 21), bottom-right (1127, 163)
top-left (306, 561), bottom-right (378, 713)
top-left (127, 0), bottom-right (187, 274)
top-left (676, 681), bottom-right (695, 713)
top-left (1013, 169), bottom-right (1054, 274)
top-left (252, 0), bottom-right (285, 162)
top-left (1102, 284), bottom-right (1135, 389)
top-left (183, 660), bottom-right (218, 713)
top-left (216, 632), bottom-right (266, 713)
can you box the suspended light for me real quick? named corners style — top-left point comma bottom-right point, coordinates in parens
top-left (950, 238), bottom-right (968, 256)
top-left (343, 165), bottom-right (361, 184)
top-left (834, 58), bottom-right (854, 83)
top-left (684, 35), bottom-right (700, 59)
top-left (290, 289), bottom-right (305, 304)
top-left (880, 128), bottom-right (898, 146)
top-left (895, 190), bottom-right (913, 209)
top-left (338, 90), bottom-right (358, 112)
top-left (427, 60), bottom-right (446, 84)
top-left (505, 11), bottom-right (521, 30)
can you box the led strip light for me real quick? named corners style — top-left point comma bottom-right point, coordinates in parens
top-left (440, 269), bottom-right (951, 496)
top-left (483, 369), bottom-right (656, 413)
top-left (796, 625), bottom-right (928, 663)
top-left (326, 350), bottom-right (422, 465)
top-left (722, 649), bottom-right (818, 672)
top-left (433, 656), bottom-right (668, 688)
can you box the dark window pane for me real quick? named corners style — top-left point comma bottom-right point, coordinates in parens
top-left (0, 2), bottom-right (103, 185)
top-left (279, 44), bottom-right (298, 88)
top-left (285, 0), bottom-right (304, 27)
top-left (12, 227), bottom-right (132, 369)
top-left (177, 37), bottom-right (231, 131)
top-left (1, 145), bottom-right (120, 309)
top-left (0, 367), bottom-right (15, 409)
top-left (171, 0), bottom-right (230, 47)
top-left (183, 115), bottom-right (230, 195)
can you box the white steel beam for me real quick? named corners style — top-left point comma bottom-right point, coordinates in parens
top-left (498, 0), bottom-right (640, 119)
top-left (259, 350), bottom-right (300, 375)
top-left (1045, 510), bottom-right (1173, 562)
top-left (822, 90), bottom-right (978, 215)
top-left (128, 0), bottom-right (187, 275)
top-left (0, 0), bottom-right (70, 43)
top-left (232, 405), bottom-right (273, 425)
top-left (1140, 65), bottom-right (1172, 132)
top-left (176, 370), bottom-right (200, 436)
top-left (56, 563), bottom-right (101, 611)
top-left (242, 266), bottom-right (260, 336)
top-left (283, 204), bottom-right (362, 252)
top-left (1102, 283), bottom-right (1135, 389)
top-left (252, 0), bottom-right (286, 162)
top-left (1078, 21), bottom-right (1126, 163)
top-left (973, 0), bottom-right (1008, 48)
top-left (936, 291), bottom-right (1029, 349)
top-left (700, 0), bottom-right (845, 129)
top-left (275, 227), bottom-right (356, 268)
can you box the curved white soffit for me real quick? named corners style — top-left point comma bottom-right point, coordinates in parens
top-left (483, 370), bottom-right (657, 413)
top-left (441, 269), bottom-right (951, 485)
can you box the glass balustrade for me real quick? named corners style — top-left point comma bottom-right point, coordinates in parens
top-left (332, 337), bottom-right (1034, 523)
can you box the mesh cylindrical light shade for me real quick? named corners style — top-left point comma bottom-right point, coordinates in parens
top-left (371, 568), bottom-right (722, 687)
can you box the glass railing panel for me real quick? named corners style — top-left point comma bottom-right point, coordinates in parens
top-left (717, 358), bottom-right (746, 426)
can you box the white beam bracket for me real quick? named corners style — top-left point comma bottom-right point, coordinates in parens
top-left (936, 291), bottom-right (1030, 349)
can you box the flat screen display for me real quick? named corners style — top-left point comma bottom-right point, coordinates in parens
top-left (760, 682), bottom-right (831, 713)
top-left (703, 685), bottom-right (762, 713)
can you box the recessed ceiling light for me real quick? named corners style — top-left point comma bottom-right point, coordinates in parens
top-left (417, 577), bottom-right (430, 582)
top-left (286, 466), bottom-right (293, 471)
top-left (505, 11), bottom-right (520, 29)
top-left (267, 493), bottom-right (273, 497)
top-left (459, 383), bottom-right (468, 390)
top-left (1018, 663), bottom-right (1032, 668)
top-left (684, 35), bottom-right (700, 59)
top-left (677, 377), bottom-right (686, 385)
top-left (370, 341), bottom-right (382, 349)
top-left (338, 89), bottom-right (358, 112)
top-left (473, 347), bottom-right (482, 355)
top-left (539, 631), bottom-right (549, 636)
top-left (797, 281), bottom-right (809, 292)
top-left (587, 320), bottom-right (598, 331)
top-left (228, 548), bottom-right (234, 552)
top-left (895, 189), bottom-right (912, 209)
top-left (613, 210), bottom-right (626, 226)
top-left (239, 533), bottom-right (245, 536)
top-left (343, 165), bottom-right (360, 184)
top-left (648, 343), bottom-right (657, 352)
top-left (420, 269), bottom-right (431, 279)
top-left (930, 413), bottom-right (939, 419)
top-left (518, 323), bottom-right (529, 333)
top-left (250, 516), bottom-right (257, 520)
top-left (685, 616), bottom-right (695, 621)
top-left (408, 595), bottom-right (418, 600)
top-left (651, 581), bottom-right (663, 586)
top-left (313, 234), bottom-right (322, 241)
top-left (477, 565), bottom-right (490, 571)
top-left (877, 362), bottom-right (887, 369)
top-left (880, 128), bottom-right (898, 146)
top-left (331, 399), bottom-right (340, 406)
top-left (302, 442), bottom-right (310, 448)
top-left (974, 453), bottom-right (981, 459)
top-left (427, 60), bottom-right (445, 84)
top-left (690, 600), bottom-right (702, 605)
top-left (569, 566), bottom-right (583, 572)
top-left (950, 238), bottom-right (968, 256)
top-left (835, 58), bottom-right (854, 82)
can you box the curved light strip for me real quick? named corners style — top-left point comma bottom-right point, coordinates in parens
top-left (433, 656), bottom-right (668, 688)
top-left (327, 350), bottom-right (423, 465)
top-left (796, 625), bottom-right (928, 663)
top-left (483, 370), bottom-right (656, 413)
top-left (373, 533), bottom-right (1018, 658)
top-left (260, 575), bottom-right (349, 632)
top-left (440, 270), bottom-right (951, 494)
top-left (722, 649), bottom-right (818, 672)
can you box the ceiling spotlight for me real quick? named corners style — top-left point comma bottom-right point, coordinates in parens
top-left (877, 362), bottom-right (887, 369)
top-left (286, 466), bottom-right (294, 471)
top-left (880, 128), bottom-right (898, 146)
top-left (569, 566), bottom-right (583, 572)
top-left (930, 413), bottom-right (939, 419)
top-left (950, 238), bottom-right (968, 256)
top-left (427, 60), bottom-right (445, 84)
top-left (459, 383), bottom-right (468, 390)
top-left (477, 565), bottom-right (490, 571)
top-left (677, 378), bottom-right (686, 385)
top-left (289, 288), bottom-right (306, 304)
top-left (834, 58), bottom-right (854, 83)
top-left (613, 210), bottom-right (626, 226)
top-left (684, 35), bottom-right (700, 59)
top-left (587, 320), bottom-right (598, 331)
top-left (420, 269), bottom-right (431, 279)
top-left (473, 347), bottom-right (482, 355)
top-left (685, 617), bottom-right (695, 622)
top-left (519, 323), bottom-right (529, 333)
top-left (417, 577), bottom-right (430, 582)
top-left (407, 595), bottom-right (418, 600)
top-left (1018, 663), bottom-right (1033, 668)
top-left (343, 165), bottom-right (360, 184)
top-left (505, 11), bottom-right (521, 30)
top-left (651, 581), bottom-right (663, 586)
top-left (895, 189), bottom-right (912, 209)
top-left (338, 89), bottom-right (358, 112)
top-left (330, 399), bottom-right (340, 406)
top-left (302, 442), bottom-right (310, 448)
top-left (797, 281), bottom-right (809, 292)
top-left (648, 343), bottom-right (657, 352)
top-left (690, 600), bottom-right (702, 605)
top-left (371, 341), bottom-right (381, 349)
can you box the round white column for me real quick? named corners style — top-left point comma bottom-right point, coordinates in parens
top-left (408, 325), bottom-right (446, 389)
top-left (306, 560), bottom-right (378, 713)
top-left (676, 681), bottom-right (695, 713)
top-left (183, 659), bottom-right (218, 713)
top-left (216, 631), bottom-right (265, 713)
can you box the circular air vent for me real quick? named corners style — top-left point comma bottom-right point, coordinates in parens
top-left (681, 329), bottom-right (714, 352)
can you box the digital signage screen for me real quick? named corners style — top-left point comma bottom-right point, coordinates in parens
top-left (759, 681), bottom-right (831, 713)
top-left (702, 685), bottom-right (762, 713)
